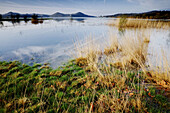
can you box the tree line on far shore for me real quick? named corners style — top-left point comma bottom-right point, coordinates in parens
top-left (0, 14), bottom-right (38, 21)
top-left (104, 10), bottom-right (170, 19)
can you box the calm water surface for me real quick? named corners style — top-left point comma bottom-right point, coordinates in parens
top-left (0, 18), bottom-right (169, 68)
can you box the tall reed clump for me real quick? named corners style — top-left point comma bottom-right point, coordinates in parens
top-left (74, 30), bottom-right (169, 83)
top-left (108, 18), bottom-right (170, 29)
top-left (119, 32), bottom-right (149, 70)
top-left (74, 36), bottom-right (103, 73)
top-left (104, 33), bottom-right (119, 55)
top-left (74, 31), bottom-right (149, 71)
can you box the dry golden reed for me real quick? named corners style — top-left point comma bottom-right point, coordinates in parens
top-left (74, 30), bottom-right (169, 83)
top-left (108, 18), bottom-right (170, 29)
top-left (73, 26), bottom-right (169, 112)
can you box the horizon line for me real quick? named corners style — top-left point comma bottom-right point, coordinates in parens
top-left (1, 9), bottom-right (170, 16)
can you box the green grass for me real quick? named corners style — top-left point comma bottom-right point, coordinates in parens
top-left (0, 60), bottom-right (169, 112)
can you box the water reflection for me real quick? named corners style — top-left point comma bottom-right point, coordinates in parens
top-left (0, 18), bottom-right (169, 68)
top-left (0, 18), bottom-right (108, 67)
top-left (118, 27), bottom-right (125, 35)
top-left (74, 18), bottom-right (85, 22)
top-left (54, 18), bottom-right (85, 23)
top-left (54, 18), bottom-right (64, 22)
top-left (24, 19), bottom-right (29, 23)
top-left (31, 19), bottom-right (43, 24)
top-left (11, 20), bottom-right (20, 25)
top-left (0, 21), bottom-right (3, 27)
top-left (1, 44), bottom-right (72, 68)
top-left (166, 33), bottom-right (170, 47)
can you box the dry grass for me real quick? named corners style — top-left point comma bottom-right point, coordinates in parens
top-left (108, 18), bottom-right (170, 29)
top-left (104, 33), bottom-right (120, 55)
top-left (74, 30), bottom-right (169, 83)
top-left (73, 30), bottom-right (170, 112)
top-left (96, 88), bottom-right (144, 112)
top-left (74, 36), bottom-right (103, 73)
top-left (73, 32), bottom-right (148, 112)
top-left (119, 32), bottom-right (149, 70)
top-left (75, 31), bottom-right (149, 70)
top-left (76, 66), bottom-right (146, 112)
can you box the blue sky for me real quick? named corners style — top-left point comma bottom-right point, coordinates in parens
top-left (0, 0), bottom-right (170, 15)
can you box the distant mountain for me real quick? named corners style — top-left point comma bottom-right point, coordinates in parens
top-left (2, 12), bottom-right (50, 18)
top-left (51, 12), bottom-right (95, 17)
top-left (2, 12), bottom-right (20, 18)
top-left (2, 12), bottom-right (95, 18)
top-left (103, 10), bottom-right (170, 19)
top-left (51, 12), bottom-right (70, 17)
top-left (71, 12), bottom-right (94, 17)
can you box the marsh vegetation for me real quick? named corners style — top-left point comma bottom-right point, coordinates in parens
top-left (0, 18), bottom-right (170, 112)
top-left (108, 17), bottom-right (170, 29)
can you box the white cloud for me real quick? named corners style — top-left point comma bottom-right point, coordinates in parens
top-left (12, 46), bottom-right (47, 58)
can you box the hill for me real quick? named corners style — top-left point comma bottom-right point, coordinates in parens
top-left (51, 12), bottom-right (95, 17)
top-left (1, 12), bottom-right (95, 18)
top-left (50, 12), bottom-right (70, 17)
top-left (104, 10), bottom-right (170, 19)
top-left (2, 12), bottom-right (50, 18)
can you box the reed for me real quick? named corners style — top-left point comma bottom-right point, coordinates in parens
top-left (74, 36), bottom-right (103, 73)
top-left (0, 28), bottom-right (169, 112)
top-left (73, 30), bottom-right (169, 112)
top-left (108, 18), bottom-right (170, 29)
top-left (75, 31), bottom-right (149, 70)
top-left (74, 30), bottom-right (169, 84)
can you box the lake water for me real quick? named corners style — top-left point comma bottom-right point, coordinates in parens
top-left (0, 18), bottom-right (169, 68)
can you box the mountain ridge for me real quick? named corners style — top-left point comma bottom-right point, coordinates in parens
top-left (1, 12), bottom-right (95, 18)
top-left (51, 12), bottom-right (95, 17)
top-left (1, 10), bottom-right (170, 19)
top-left (1, 12), bottom-right (50, 18)
top-left (103, 10), bottom-right (170, 19)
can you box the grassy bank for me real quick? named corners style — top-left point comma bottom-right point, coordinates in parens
top-left (0, 58), bottom-right (169, 113)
